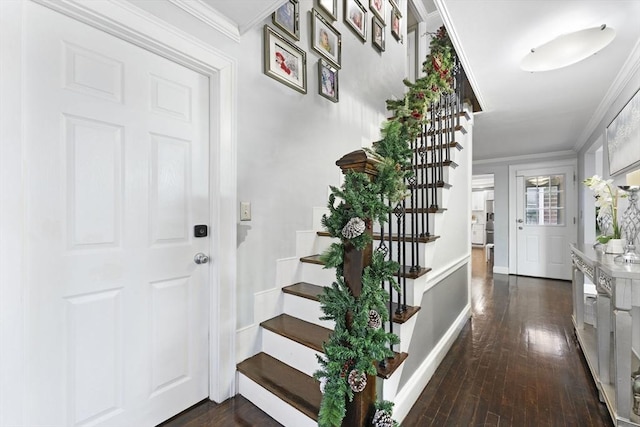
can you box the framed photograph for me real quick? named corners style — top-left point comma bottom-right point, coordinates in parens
top-left (390, 6), bottom-right (401, 41)
top-left (369, 0), bottom-right (385, 23)
top-left (317, 0), bottom-right (338, 21)
top-left (318, 59), bottom-right (338, 102)
top-left (344, 0), bottom-right (367, 42)
top-left (272, 0), bottom-right (299, 41)
top-left (263, 25), bottom-right (307, 94)
top-left (607, 89), bottom-right (640, 176)
top-left (312, 9), bottom-right (342, 68)
top-left (372, 16), bottom-right (385, 51)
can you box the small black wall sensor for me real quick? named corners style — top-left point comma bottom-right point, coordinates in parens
top-left (194, 225), bottom-right (208, 238)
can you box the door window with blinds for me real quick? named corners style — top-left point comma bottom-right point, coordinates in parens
top-left (524, 175), bottom-right (565, 225)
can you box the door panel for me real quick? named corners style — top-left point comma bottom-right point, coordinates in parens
top-left (24, 3), bottom-right (210, 426)
top-left (516, 166), bottom-right (575, 280)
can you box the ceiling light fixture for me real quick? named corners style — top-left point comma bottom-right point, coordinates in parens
top-left (521, 24), bottom-right (616, 72)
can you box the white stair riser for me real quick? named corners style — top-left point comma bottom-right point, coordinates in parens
top-left (395, 315), bottom-right (418, 353)
top-left (262, 328), bottom-right (323, 377)
top-left (380, 363), bottom-right (405, 401)
top-left (299, 262), bottom-right (336, 286)
top-left (283, 293), bottom-right (335, 329)
top-left (296, 230), bottom-right (335, 257)
top-left (237, 373), bottom-right (316, 427)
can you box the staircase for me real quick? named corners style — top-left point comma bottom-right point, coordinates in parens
top-left (235, 94), bottom-right (473, 425)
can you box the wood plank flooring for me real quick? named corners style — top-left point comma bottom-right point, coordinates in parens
top-left (158, 248), bottom-right (612, 426)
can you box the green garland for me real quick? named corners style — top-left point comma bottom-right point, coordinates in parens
top-left (315, 26), bottom-right (456, 427)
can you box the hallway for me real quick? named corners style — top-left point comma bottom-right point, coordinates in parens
top-left (401, 247), bottom-right (612, 426)
top-left (161, 248), bottom-right (612, 426)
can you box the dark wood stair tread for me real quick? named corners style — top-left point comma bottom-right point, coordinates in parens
top-left (261, 314), bottom-right (330, 353)
top-left (282, 282), bottom-right (325, 301)
top-left (413, 160), bottom-right (458, 170)
top-left (409, 181), bottom-right (452, 190)
top-left (237, 352), bottom-right (320, 421)
top-left (261, 313), bottom-right (409, 378)
top-left (415, 141), bottom-right (463, 153)
top-left (405, 207), bottom-right (446, 214)
top-left (423, 124), bottom-right (467, 136)
top-left (283, 282), bottom-right (421, 324)
top-left (397, 264), bottom-right (431, 279)
top-left (377, 352), bottom-right (409, 379)
top-left (316, 231), bottom-right (440, 244)
top-left (300, 255), bottom-right (431, 279)
top-left (299, 254), bottom-right (325, 265)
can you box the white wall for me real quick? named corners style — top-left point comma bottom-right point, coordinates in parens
top-left (577, 64), bottom-right (640, 246)
top-left (131, 0), bottom-right (408, 328)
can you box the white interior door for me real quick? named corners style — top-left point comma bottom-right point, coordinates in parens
top-left (24, 3), bottom-right (210, 426)
top-left (515, 165), bottom-right (576, 280)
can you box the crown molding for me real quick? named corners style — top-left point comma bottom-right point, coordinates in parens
top-left (434, 0), bottom-right (487, 112)
top-left (474, 149), bottom-right (576, 166)
top-left (575, 37), bottom-right (640, 152)
top-left (168, 0), bottom-right (240, 43)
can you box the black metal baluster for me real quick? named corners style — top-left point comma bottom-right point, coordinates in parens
top-left (419, 124), bottom-right (429, 238)
top-left (409, 138), bottom-right (417, 274)
top-left (394, 202), bottom-right (405, 317)
top-left (429, 103), bottom-right (437, 211)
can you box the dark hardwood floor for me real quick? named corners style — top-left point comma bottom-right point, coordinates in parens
top-left (159, 248), bottom-right (612, 426)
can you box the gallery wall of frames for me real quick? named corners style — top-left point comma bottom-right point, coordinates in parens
top-left (264, 0), bottom-right (404, 102)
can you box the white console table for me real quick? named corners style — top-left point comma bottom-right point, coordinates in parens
top-left (571, 243), bottom-right (640, 426)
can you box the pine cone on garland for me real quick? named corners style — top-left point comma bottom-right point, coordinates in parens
top-left (372, 409), bottom-right (394, 427)
top-left (347, 369), bottom-right (367, 393)
top-left (368, 309), bottom-right (382, 329)
top-left (342, 217), bottom-right (366, 239)
top-left (319, 376), bottom-right (327, 394)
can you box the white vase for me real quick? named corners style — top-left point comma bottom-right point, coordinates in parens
top-left (606, 238), bottom-right (625, 254)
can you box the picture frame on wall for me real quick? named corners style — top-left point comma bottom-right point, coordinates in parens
top-left (607, 89), bottom-right (640, 176)
top-left (344, 0), bottom-right (367, 42)
top-left (311, 9), bottom-right (342, 68)
top-left (390, 6), bottom-right (401, 41)
top-left (263, 25), bottom-right (307, 94)
top-left (272, 0), bottom-right (299, 41)
top-left (318, 59), bottom-right (339, 102)
top-left (372, 16), bottom-right (385, 51)
top-left (317, 0), bottom-right (338, 21)
top-left (369, 0), bottom-right (385, 23)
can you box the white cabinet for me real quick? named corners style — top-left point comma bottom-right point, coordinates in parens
top-left (471, 223), bottom-right (485, 245)
top-left (471, 191), bottom-right (485, 211)
top-left (486, 190), bottom-right (494, 200)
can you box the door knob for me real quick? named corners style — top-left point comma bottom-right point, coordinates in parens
top-left (194, 253), bottom-right (209, 264)
top-left (517, 219), bottom-right (524, 223)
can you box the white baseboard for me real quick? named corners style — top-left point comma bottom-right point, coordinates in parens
top-left (493, 265), bottom-right (509, 275)
top-left (393, 303), bottom-right (471, 423)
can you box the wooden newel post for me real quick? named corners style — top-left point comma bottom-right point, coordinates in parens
top-left (335, 149), bottom-right (380, 427)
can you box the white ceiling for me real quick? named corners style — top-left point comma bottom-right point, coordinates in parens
top-left (437, 0), bottom-right (640, 162)
top-left (196, 0), bottom-right (640, 162)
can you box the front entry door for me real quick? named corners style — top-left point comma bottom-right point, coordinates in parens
top-left (24, 3), bottom-right (210, 425)
top-left (515, 165), bottom-right (576, 280)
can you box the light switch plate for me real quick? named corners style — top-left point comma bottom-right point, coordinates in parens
top-left (240, 201), bottom-right (251, 221)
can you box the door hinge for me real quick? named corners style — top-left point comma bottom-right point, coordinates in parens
top-left (574, 217), bottom-right (576, 225)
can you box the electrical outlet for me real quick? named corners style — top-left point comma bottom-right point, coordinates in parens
top-left (240, 201), bottom-right (251, 221)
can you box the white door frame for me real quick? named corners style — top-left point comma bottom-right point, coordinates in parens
top-left (508, 158), bottom-right (577, 275)
top-left (0, 1), bottom-right (237, 424)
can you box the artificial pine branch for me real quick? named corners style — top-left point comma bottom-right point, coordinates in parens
top-left (315, 25), bottom-right (456, 427)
